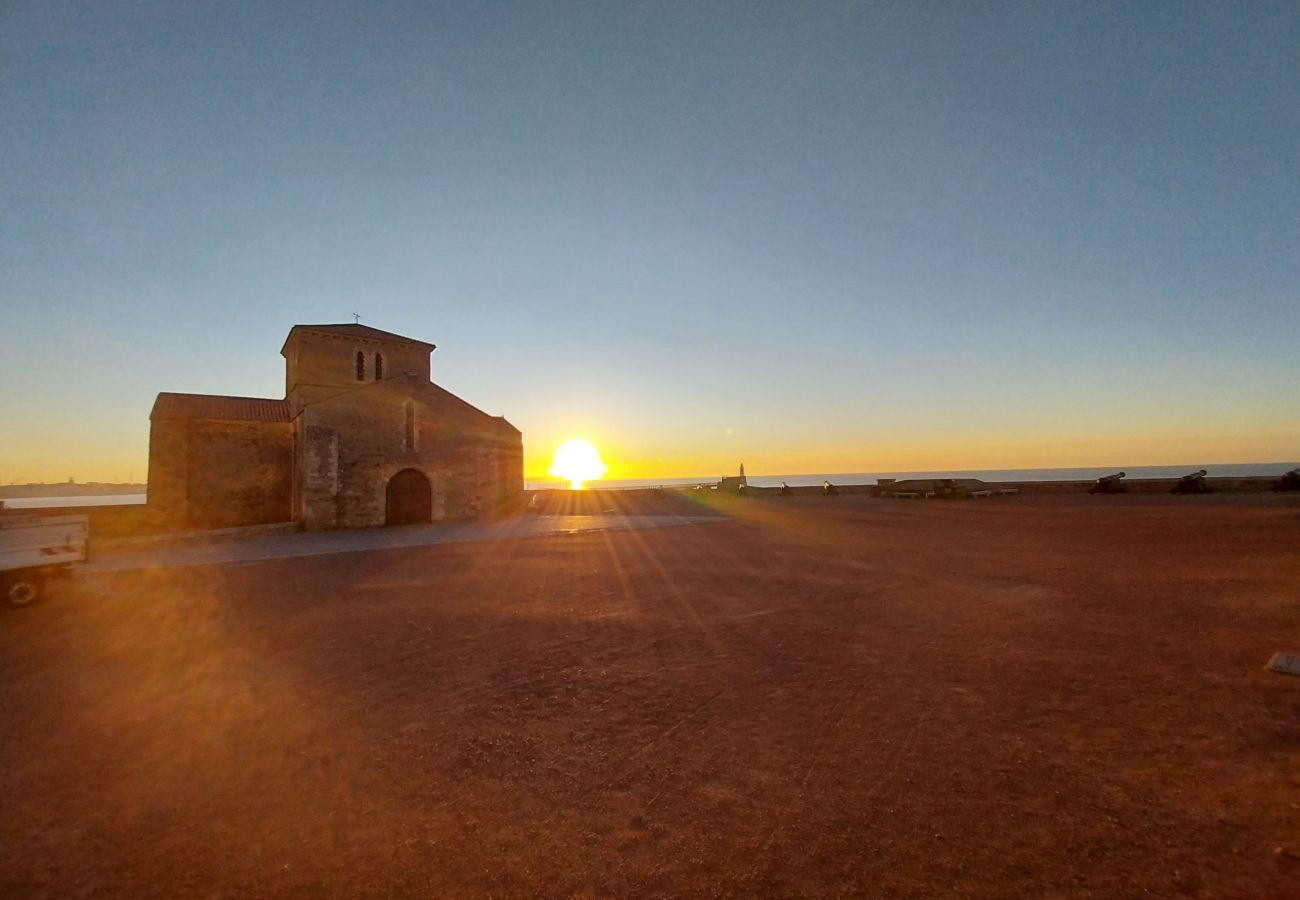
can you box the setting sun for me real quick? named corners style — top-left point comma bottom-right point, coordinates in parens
top-left (548, 438), bottom-right (609, 490)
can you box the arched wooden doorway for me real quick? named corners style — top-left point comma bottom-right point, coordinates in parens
top-left (386, 468), bottom-right (431, 525)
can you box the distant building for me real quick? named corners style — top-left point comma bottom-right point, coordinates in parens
top-left (719, 463), bottom-right (748, 493)
top-left (148, 324), bottom-right (523, 530)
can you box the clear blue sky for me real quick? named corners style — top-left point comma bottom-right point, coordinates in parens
top-left (2, 1), bottom-right (1297, 482)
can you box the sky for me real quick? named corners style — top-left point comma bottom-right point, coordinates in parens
top-left (2, 1), bottom-right (1297, 483)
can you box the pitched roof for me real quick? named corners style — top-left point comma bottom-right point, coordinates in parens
top-left (150, 392), bottom-right (290, 423)
top-left (422, 380), bottom-right (521, 434)
top-left (280, 324), bottom-right (435, 355)
top-left (303, 373), bottom-right (520, 434)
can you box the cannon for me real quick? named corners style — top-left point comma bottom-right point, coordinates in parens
top-left (933, 478), bottom-right (964, 499)
top-left (1088, 471), bottom-right (1127, 495)
top-left (822, 480), bottom-right (840, 496)
top-left (1171, 469), bottom-right (1210, 494)
top-left (1274, 468), bottom-right (1300, 493)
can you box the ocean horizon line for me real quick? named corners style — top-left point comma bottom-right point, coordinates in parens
top-left (527, 461), bottom-right (1299, 491)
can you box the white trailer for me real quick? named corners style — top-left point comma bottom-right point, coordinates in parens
top-left (0, 514), bottom-right (89, 607)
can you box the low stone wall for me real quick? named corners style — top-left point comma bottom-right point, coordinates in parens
top-left (92, 520), bottom-right (302, 556)
top-left (1001, 476), bottom-right (1281, 494)
top-left (657, 476), bottom-right (1286, 498)
top-left (0, 503), bottom-right (165, 537)
top-left (718, 484), bottom-right (873, 497)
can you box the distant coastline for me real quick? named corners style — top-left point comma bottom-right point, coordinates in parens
top-left (0, 482), bottom-right (146, 499)
top-left (526, 462), bottom-right (1299, 492)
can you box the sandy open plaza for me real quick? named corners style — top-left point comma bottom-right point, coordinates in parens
top-left (3, 492), bottom-right (1298, 898)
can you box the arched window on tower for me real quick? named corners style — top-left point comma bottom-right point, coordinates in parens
top-left (375, 352), bottom-right (384, 380)
top-left (355, 351), bottom-right (365, 381)
top-left (404, 400), bottom-right (417, 450)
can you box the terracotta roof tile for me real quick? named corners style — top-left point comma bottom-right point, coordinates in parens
top-left (151, 393), bottom-right (289, 422)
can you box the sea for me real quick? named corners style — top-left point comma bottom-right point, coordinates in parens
top-left (527, 462), bottom-right (1299, 492)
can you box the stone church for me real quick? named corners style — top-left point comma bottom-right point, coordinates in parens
top-left (147, 324), bottom-right (523, 530)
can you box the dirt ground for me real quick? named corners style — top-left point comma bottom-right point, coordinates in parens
top-left (3, 494), bottom-right (1299, 898)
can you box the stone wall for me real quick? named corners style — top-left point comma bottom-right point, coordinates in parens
top-left (1, 502), bottom-right (164, 538)
top-left (147, 419), bottom-right (293, 529)
top-left (297, 424), bottom-right (341, 529)
top-left (186, 420), bottom-right (293, 528)
top-left (988, 476), bottom-right (1281, 495)
top-left (146, 419), bottom-right (189, 525)
top-left (295, 380), bottom-right (522, 530)
top-left (285, 331), bottom-right (432, 414)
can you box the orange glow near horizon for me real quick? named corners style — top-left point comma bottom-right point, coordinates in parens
top-left (520, 427), bottom-right (1300, 485)
top-left (5, 424), bottom-right (1297, 486)
top-left (547, 439), bottom-right (609, 490)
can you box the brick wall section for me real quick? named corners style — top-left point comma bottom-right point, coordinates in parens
top-left (185, 421), bottom-right (293, 528)
top-left (147, 418), bottom-right (292, 529)
top-left (497, 444), bottom-right (524, 512)
top-left (285, 330), bottom-right (432, 415)
top-left (298, 424), bottom-right (341, 529)
top-left (146, 419), bottom-right (189, 526)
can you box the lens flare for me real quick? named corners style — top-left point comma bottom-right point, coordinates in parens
top-left (548, 439), bottom-right (608, 490)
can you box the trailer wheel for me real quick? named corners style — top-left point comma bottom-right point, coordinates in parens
top-left (5, 574), bottom-right (42, 608)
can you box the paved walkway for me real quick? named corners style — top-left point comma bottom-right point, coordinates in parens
top-left (84, 515), bottom-right (725, 574)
